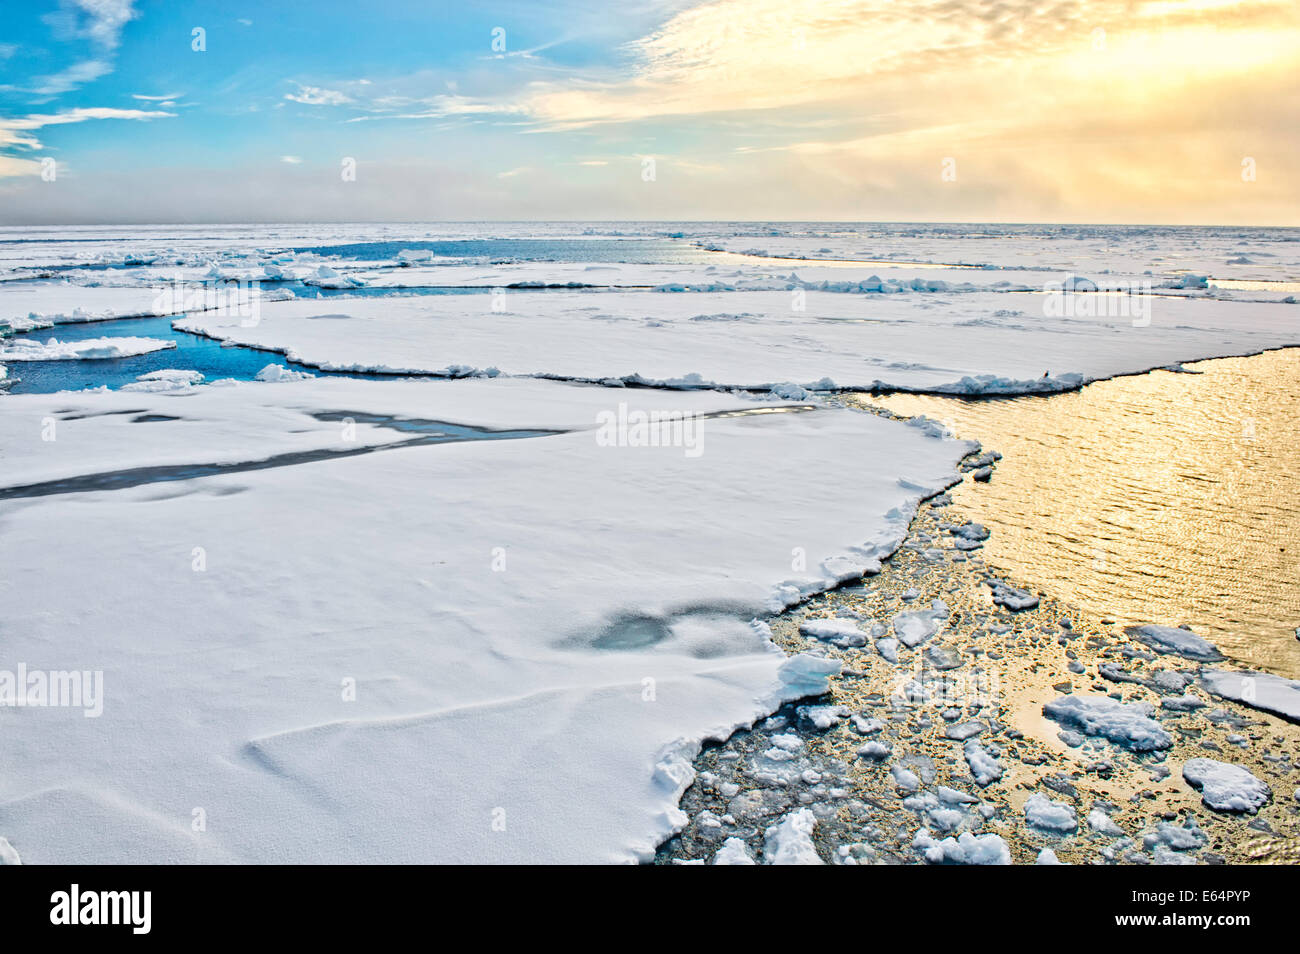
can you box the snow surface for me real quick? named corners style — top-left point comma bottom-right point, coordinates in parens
top-left (175, 288), bottom-right (1300, 394)
top-left (0, 376), bottom-right (962, 863)
top-left (4, 222), bottom-right (1297, 866)
top-left (964, 739), bottom-right (1004, 786)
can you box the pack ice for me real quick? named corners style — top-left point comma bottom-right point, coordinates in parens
top-left (0, 377), bottom-right (963, 863)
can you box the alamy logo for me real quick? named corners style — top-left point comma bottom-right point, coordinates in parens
top-left (1043, 277), bottom-right (1152, 326)
top-left (151, 277), bottom-right (262, 326)
top-left (50, 884), bottom-right (151, 934)
top-left (595, 402), bottom-right (704, 458)
top-left (0, 665), bottom-right (103, 717)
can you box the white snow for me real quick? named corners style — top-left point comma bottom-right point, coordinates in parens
top-left (912, 829), bottom-right (1011, 865)
top-left (254, 363), bottom-right (315, 383)
top-left (120, 369), bottom-right (206, 393)
top-left (1126, 624), bottom-right (1223, 662)
top-left (0, 376), bottom-right (961, 863)
top-left (712, 837), bottom-right (757, 865)
top-left (763, 808), bottom-right (822, 864)
top-left (857, 741), bottom-right (891, 760)
top-left (1181, 759), bottom-right (1271, 813)
top-left (1042, 695), bottom-right (1172, 751)
top-left (1199, 669), bottom-right (1300, 724)
top-left (175, 284), bottom-right (1300, 394)
top-left (0, 336), bottom-right (175, 361)
top-left (1024, 793), bottom-right (1078, 833)
top-left (964, 740), bottom-right (1004, 787)
top-left (1088, 808), bottom-right (1125, 837)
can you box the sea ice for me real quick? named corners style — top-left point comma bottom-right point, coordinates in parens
top-left (892, 600), bottom-right (950, 648)
top-left (0, 336), bottom-right (176, 361)
top-left (712, 837), bottom-right (757, 865)
top-left (964, 740), bottom-right (1004, 787)
top-left (912, 829), bottom-right (1011, 865)
top-left (0, 376), bottom-right (962, 863)
top-left (1088, 808), bottom-right (1124, 837)
top-left (1042, 695), bottom-right (1172, 751)
top-left (763, 808), bottom-right (822, 865)
top-left (254, 363), bottom-right (315, 383)
top-left (1181, 759), bottom-right (1271, 813)
top-left (1199, 669), bottom-right (1300, 724)
top-left (1024, 793), bottom-right (1078, 833)
top-left (1126, 624), bottom-right (1223, 662)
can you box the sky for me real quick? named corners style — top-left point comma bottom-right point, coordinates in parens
top-left (0, 0), bottom-right (1297, 225)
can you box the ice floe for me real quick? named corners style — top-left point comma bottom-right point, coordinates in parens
top-left (175, 286), bottom-right (1300, 394)
top-left (912, 829), bottom-right (1011, 865)
top-left (1199, 669), bottom-right (1300, 724)
top-left (1181, 759), bottom-right (1271, 813)
top-left (1024, 793), bottom-right (1078, 833)
top-left (1126, 624), bottom-right (1223, 662)
top-left (1042, 695), bottom-right (1172, 751)
top-left (763, 808), bottom-right (822, 864)
top-left (0, 336), bottom-right (176, 361)
top-left (0, 376), bottom-right (962, 863)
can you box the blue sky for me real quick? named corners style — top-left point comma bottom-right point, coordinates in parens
top-left (1, 0), bottom-right (1297, 224)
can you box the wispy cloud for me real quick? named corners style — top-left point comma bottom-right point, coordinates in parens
top-left (344, 94), bottom-right (519, 123)
top-left (42, 0), bottom-right (138, 50)
top-left (26, 0), bottom-right (139, 94)
top-left (280, 155), bottom-right (303, 164)
top-left (26, 58), bottom-right (113, 96)
top-left (0, 108), bottom-right (174, 175)
top-left (284, 83), bottom-right (353, 106)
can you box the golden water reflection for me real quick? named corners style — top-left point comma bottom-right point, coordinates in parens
top-left (863, 348), bottom-right (1300, 678)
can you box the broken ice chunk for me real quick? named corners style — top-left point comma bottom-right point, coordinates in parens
top-left (1182, 758), bottom-right (1270, 813)
top-left (1042, 695), bottom-right (1172, 751)
top-left (1126, 624), bottom-right (1223, 662)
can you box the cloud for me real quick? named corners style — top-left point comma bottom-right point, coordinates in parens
top-left (0, 108), bottom-right (174, 175)
top-left (27, 58), bottom-right (112, 96)
top-left (43, 0), bottom-right (138, 51)
top-left (280, 156), bottom-right (303, 164)
top-left (131, 92), bottom-right (182, 101)
top-left (344, 94), bottom-right (520, 123)
top-left (284, 84), bottom-right (353, 106)
top-left (24, 1), bottom-right (138, 94)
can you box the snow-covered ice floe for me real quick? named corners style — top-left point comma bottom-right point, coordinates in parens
top-left (1199, 670), bottom-right (1300, 724)
top-left (1181, 759), bottom-right (1271, 813)
top-left (0, 376), bottom-right (965, 863)
top-left (1042, 695), bottom-right (1172, 751)
top-left (175, 288), bottom-right (1300, 394)
top-left (0, 336), bottom-right (175, 361)
top-left (1126, 624), bottom-right (1224, 663)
